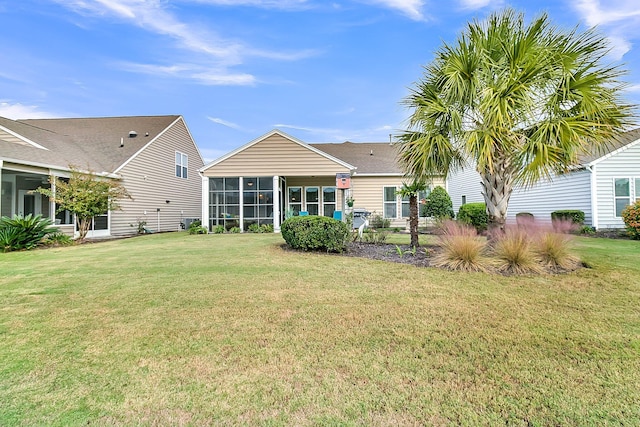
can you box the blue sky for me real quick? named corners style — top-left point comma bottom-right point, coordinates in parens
top-left (1, 0), bottom-right (639, 162)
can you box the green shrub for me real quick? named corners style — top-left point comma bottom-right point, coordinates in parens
top-left (0, 214), bottom-right (58, 252)
top-left (281, 215), bottom-right (350, 252)
top-left (421, 186), bottom-right (454, 219)
top-left (551, 210), bottom-right (585, 225)
top-left (212, 225), bottom-right (225, 234)
top-left (42, 231), bottom-right (74, 246)
top-left (229, 226), bottom-right (241, 234)
top-left (621, 200), bottom-right (640, 240)
top-left (247, 223), bottom-right (274, 233)
top-left (361, 229), bottom-right (389, 244)
top-left (457, 202), bottom-right (488, 233)
top-left (187, 220), bottom-right (207, 235)
top-left (369, 212), bottom-right (390, 229)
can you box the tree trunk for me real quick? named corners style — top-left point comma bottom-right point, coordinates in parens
top-left (479, 156), bottom-right (515, 236)
top-left (409, 194), bottom-right (419, 248)
top-left (77, 217), bottom-right (91, 241)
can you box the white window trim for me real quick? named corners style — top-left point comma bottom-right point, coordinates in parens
top-left (613, 177), bottom-right (632, 218)
top-left (383, 186), bottom-right (398, 219)
top-left (175, 151), bottom-right (188, 179)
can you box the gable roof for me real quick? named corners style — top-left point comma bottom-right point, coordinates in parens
top-left (200, 129), bottom-right (356, 173)
top-left (581, 127), bottom-right (640, 166)
top-left (0, 115), bottom-right (181, 175)
top-left (311, 141), bottom-right (402, 175)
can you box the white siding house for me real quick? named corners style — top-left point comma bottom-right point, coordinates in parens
top-left (447, 128), bottom-right (640, 229)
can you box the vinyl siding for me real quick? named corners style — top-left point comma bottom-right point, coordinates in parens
top-left (448, 161), bottom-right (593, 225)
top-left (111, 118), bottom-right (204, 235)
top-left (593, 140), bottom-right (640, 229)
top-left (448, 163), bottom-right (485, 215)
top-left (351, 176), bottom-right (445, 228)
top-left (508, 170), bottom-right (592, 225)
top-left (202, 134), bottom-right (351, 177)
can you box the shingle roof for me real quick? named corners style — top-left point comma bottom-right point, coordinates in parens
top-left (0, 115), bottom-right (180, 174)
top-left (311, 141), bottom-right (401, 174)
top-left (579, 127), bottom-right (640, 164)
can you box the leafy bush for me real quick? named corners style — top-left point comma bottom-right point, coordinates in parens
top-left (361, 229), bottom-right (389, 244)
top-left (42, 231), bottom-right (74, 247)
top-left (421, 186), bottom-right (454, 219)
top-left (229, 226), bottom-right (241, 234)
top-left (188, 220), bottom-right (207, 235)
top-left (491, 227), bottom-right (542, 275)
top-left (432, 220), bottom-right (487, 272)
top-left (551, 210), bottom-right (585, 225)
top-left (248, 223), bottom-right (274, 233)
top-left (369, 212), bottom-right (390, 229)
top-left (281, 215), bottom-right (350, 252)
top-left (212, 225), bottom-right (226, 234)
top-left (621, 200), bottom-right (640, 240)
top-left (0, 214), bottom-right (58, 252)
top-left (457, 202), bottom-right (488, 233)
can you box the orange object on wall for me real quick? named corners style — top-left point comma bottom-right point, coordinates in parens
top-left (336, 173), bottom-right (351, 189)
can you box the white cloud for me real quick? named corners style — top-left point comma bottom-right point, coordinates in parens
top-left (52, 0), bottom-right (317, 85)
top-left (573, 0), bottom-right (640, 60)
top-left (207, 116), bottom-right (244, 130)
top-left (360, 0), bottom-right (426, 21)
top-left (457, 0), bottom-right (500, 11)
top-left (0, 102), bottom-right (61, 119)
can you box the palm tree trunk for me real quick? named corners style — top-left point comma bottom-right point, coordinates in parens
top-left (479, 157), bottom-right (515, 234)
top-left (409, 194), bottom-right (419, 248)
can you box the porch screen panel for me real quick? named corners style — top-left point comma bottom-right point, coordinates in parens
top-left (243, 177), bottom-right (273, 229)
top-left (289, 187), bottom-right (302, 215)
top-left (209, 177), bottom-right (240, 230)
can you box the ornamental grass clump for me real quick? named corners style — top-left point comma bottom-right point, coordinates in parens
top-left (491, 227), bottom-right (543, 275)
top-left (432, 220), bottom-right (487, 272)
top-left (534, 231), bottom-right (580, 270)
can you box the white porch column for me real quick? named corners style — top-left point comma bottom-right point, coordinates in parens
top-left (201, 174), bottom-right (209, 231)
top-left (50, 176), bottom-right (57, 223)
top-left (239, 177), bottom-right (244, 232)
top-left (272, 175), bottom-right (280, 232)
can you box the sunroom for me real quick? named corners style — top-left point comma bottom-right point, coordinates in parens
top-left (199, 130), bottom-right (356, 232)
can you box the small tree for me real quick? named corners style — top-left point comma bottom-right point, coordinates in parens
top-left (397, 181), bottom-right (427, 248)
top-left (421, 186), bottom-right (454, 220)
top-left (35, 167), bottom-right (131, 240)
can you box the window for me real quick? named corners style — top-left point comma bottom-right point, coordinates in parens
top-left (176, 152), bottom-right (188, 178)
top-left (322, 187), bottom-right (337, 218)
top-left (636, 178), bottom-right (640, 202)
top-left (288, 187), bottom-right (302, 215)
top-left (306, 187), bottom-right (319, 215)
top-left (614, 178), bottom-right (630, 217)
top-left (383, 186), bottom-right (397, 218)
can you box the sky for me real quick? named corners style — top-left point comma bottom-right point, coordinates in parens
top-left (1, 0), bottom-right (640, 162)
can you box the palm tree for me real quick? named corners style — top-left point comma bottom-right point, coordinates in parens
top-left (397, 9), bottom-right (634, 232)
top-left (397, 180), bottom-right (426, 248)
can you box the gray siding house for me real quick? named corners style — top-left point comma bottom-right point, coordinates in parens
top-left (0, 115), bottom-right (204, 238)
top-left (447, 128), bottom-right (640, 229)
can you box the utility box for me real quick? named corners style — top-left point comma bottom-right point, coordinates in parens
top-left (336, 173), bottom-right (351, 189)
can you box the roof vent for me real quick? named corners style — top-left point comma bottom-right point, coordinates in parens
top-left (129, 131), bottom-right (137, 138)
top-left (370, 150), bottom-right (374, 156)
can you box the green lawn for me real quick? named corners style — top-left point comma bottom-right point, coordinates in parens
top-left (1, 233), bottom-right (639, 425)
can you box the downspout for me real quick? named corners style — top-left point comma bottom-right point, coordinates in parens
top-left (587, 164), bottom-right (598, 230)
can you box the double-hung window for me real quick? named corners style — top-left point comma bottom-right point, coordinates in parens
top-left (615, 178), bottom-right (631, 217)
top-left (383, 186), bottom-right (397, 218)
top-left (176, 152), bottom-right (188, 179)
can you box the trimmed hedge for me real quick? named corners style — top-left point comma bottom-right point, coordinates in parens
top-left (281, 215), bottom-right (350, 253)
top-left (551, 210), bottom-right (585, 225)
top-left (457, 202), bottom-right (488, 233)
top-left (421, 186), bottom-right (454, 219)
